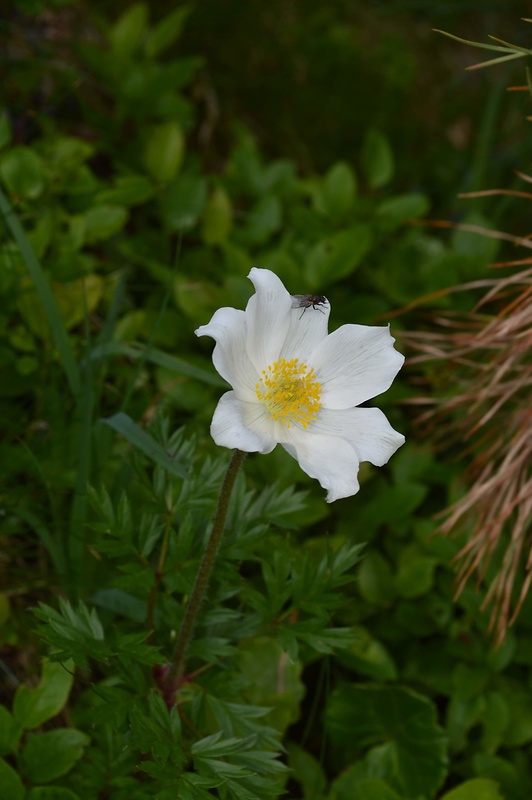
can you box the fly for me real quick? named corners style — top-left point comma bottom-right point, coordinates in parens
top-left (291, 294), bottom-right (328, 319)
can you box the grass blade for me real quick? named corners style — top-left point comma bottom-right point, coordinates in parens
top-left (102, 412), bottom-right (188, 478)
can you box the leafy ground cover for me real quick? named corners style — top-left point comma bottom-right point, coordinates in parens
top-left (1, 2), bottom-right (531, 799)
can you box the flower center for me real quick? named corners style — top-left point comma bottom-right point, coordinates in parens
top-left (255, 358), bottom-right (322, 429)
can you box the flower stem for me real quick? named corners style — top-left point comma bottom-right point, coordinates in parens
top-left (163, 449), bottom-right (247, 692)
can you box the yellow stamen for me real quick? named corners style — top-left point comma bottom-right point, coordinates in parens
top-left (255, 357), bottom-right (321, 429)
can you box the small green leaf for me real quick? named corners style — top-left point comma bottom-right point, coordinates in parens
top-left (362, 129), bottom-right (394, 189)
top-left (440, 778), bottom-right (504, 800)
top-left (331, 773), bottom-right (404, 800)
top-left (101, 412), bottom-right (188, 478)
top-left (96, 175), bottom-right (154, 207)
top-left (81, 205), bottom-right (128, 243)
top-left (202, 186), bottom-right (233, 245)
top-left (144, 121), bottom-right (185, 183)
top-left (377, 193), bottom-right (429, 223)
top-left (357, 552), bottom-right (396, 606)
top-left (13, 659), bottom-right (74, 730)
top-left (145, 6), bottom-right (190, 58)
top-left (306, 225), bottom-right (371, 286)
top-left (395, 545), bottom-right (437, 598)
top-left (163, 174), bottom-right (207, 231)
top-left (241, 194), bottom-right (281, 245)
top-left (0, 758), bottom-right (25, 800)
top-left (19, 729), bottom-right (90, 784)
top-left (1, 147), bottom-right (45, 199)
top-left (318, 161), bottom-right (357, 220)
top-left (0, 706), bottom-right (22, 756)
top-left (109, 2), bottom-right (148, 58)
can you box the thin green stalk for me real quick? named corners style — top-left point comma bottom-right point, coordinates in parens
top-left (163, 449), bottom-right (247, 691)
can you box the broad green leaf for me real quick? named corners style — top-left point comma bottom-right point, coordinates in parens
top-left (163, 174), bottom-right (207, 231)
top-left (96, 175), bottom-right (154, 206)
top-left (395, 545), bottom-right (437, 598)
top-left (362, 129), bottom-right (394, 189)
top-left (101, 412), bottom-right (188, 478)
top-left (54, 275), bottom-right (104, 330)
top-left (440, 778), bottom-right (504, 800)
top-left (145, 6), bottom-right (190, 58)
top-left (0, 758), bottom-right (25, 800)
top-left (330, 772), bottom-right (404, 800)
top-left (109, 2), bottom-right (148, 58)
top-left (376, 193), bottom-right (429, 223)
top-left (13, 659), bottom-right (74, 730)
top-left (0, 706), bottom-right (22, 756)
top-left (305, 225), bottom-right (371, 286)
top-left (357, 552), bottom-right (396, 606)
top-left (336, 627), bottom-right (398, 681)
top-left (27, 790), bottom-right (81, 800)
top-left (19, 729), bottom-right (90, 784)
top-left (144, 121), bottom-right (185, 183)
top-left (326, 684), bottom-right (448, 797)
top-left (318, 161), bottom-right (357, 220)
top-left (81, 205), bottom-right (128, 243)
top-left (236, 637), bottom-right (304, 734)
top-left (202, 186), bottom-right (233, 245)
top-left (1, 146), bottom-right (45, 199)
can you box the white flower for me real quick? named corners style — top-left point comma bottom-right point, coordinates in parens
top-left (195, 268), bottom-right (405, 502)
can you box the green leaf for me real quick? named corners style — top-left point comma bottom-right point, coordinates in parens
top-left (109, 2), bottom-right (148, 58)
top-left (362, 129), bottom-right (394, 189)
top-left (440, 778), bottom-right (504, 800)
top-left (80, 205), bottom-right (128, 243)
top-left (236, 637), bottom-right (304, 733)
top-left (202, 186), bottom-right (233, 245)
top-left (1, 146), bottom-right (45, 199)
top-left (145, 6), bottom-right (190, 58)
top-left (162, 174), bottom-right (207, 231)
top-left (306, 225), bottom-right (371, 287)
top-left (27, 788), bottom-right (82, 800)
top-left (376, 193), bottom-right (429, 224)
top-left (286, 742), bottom-right (327, 800)
top-left (13, 659), bottom-right (74, 731)
top-left (96, 175), bottom-right (154, 206)
top-left (0, 188), bottom-right (81, 397)
top-left (326, 684), bottom-right (448, 797)
top-left (318, 161), bottom-right (357, 220)
top-left (395, 545), bottom-right (437, 598)
top-left (330, 773), bottom-right (404, 800)
top-left (241, 194), bottom-right (281, 245)
top-left (0, 111), bottom-right (12, 150)
top-left (19, 729), bottom-right (90, 784)
top-left (101, 412), bottom-right (188, 478)
top-left (357, 551), bottom-right (396, 606)
top-left (336, 628), bottom-right (398, 681)
top-left (0, 707), bottom-right (22, 756)
top-left (144, 121), bottom-right (185, 183)
top-left (0, 758), bottom-right (25, 800)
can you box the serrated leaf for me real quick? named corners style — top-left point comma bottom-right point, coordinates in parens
top-left (13, 659), bottom-right (74, 730)
top-left (101, 412), bottom-right (188, 478)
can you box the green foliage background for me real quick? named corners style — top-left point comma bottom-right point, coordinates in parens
top-left (1, 1), bottom-right (532, 799)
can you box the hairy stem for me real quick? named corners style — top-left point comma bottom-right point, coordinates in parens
top-left (163, 449), bottom-right (247, 692)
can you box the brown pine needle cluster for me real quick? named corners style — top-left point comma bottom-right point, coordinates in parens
top-left (405, 262), bottom-right (532, 644)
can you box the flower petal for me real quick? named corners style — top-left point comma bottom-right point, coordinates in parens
top-left (311, 324), bottom-right (405, 408)
top-left (312, 406), bottom-right (405, 466)
top-left (195, 307), bottom-right (257, 401)
top-left (211, 391), bottom-right (277, 454)
top-left (281, 426), bottom-right (360, 502)
top-left (280, 297), bottom-right (330, 363)
top-left (245, 268), bottom-right (292, 372)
